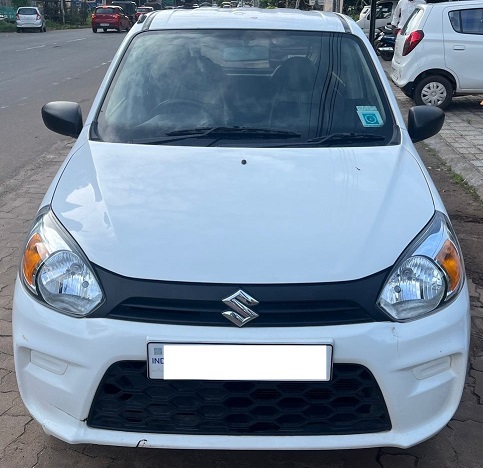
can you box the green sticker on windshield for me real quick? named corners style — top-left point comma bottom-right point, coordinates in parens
top-left (356, 106), bottom-right (383, 127)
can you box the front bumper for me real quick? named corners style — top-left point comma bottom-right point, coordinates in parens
top-left (13, 276), bottom-right (470, 450)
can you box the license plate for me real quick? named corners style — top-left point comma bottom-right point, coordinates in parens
top-left (100, 23), bottom-right (109, 26)
top-left (147, 343), bottom-right (332, 381)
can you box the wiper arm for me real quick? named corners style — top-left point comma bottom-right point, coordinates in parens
top-left (167, 127), bottom-right (301, 137)
top-left (129, 127), bottom-right (301, 145)
top-left (261, 132), bottom-right (386, 148)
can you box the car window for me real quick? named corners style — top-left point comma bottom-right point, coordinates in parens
top-left (96, 7), bottom-right (117, 14)
top-left (401, 7), bottom-right (424, 35)
top-left (18, 8), bottom-right (38, 15)
top-left (95, 30), bottom-right (396, 147)
top-left (375, 2), bottom-right (394, 20)
top-left (449, 8), bottom-right (483, 35)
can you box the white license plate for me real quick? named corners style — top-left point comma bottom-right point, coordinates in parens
top-left (100, 23), bottom-right (109, 26)
top-left (147, 344), bottom-right (332, 381)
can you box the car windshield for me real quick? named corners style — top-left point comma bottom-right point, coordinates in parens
top-left (95, 29), bottom-right (397, 147)
top-left (18, 8), bottom-right (37, 15)
top-left (95, 7), bottom-right (117, 14)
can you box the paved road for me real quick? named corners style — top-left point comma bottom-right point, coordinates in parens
top-left (0, 36), bottom-right (482, 466)
top-left (0, 28), bottom-right (124, 197)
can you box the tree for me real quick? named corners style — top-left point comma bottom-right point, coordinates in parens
top-left (11, 0), bottom-right (26, 9)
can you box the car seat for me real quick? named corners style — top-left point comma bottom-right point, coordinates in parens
top-left (269, 57), bottom-right (318, 135)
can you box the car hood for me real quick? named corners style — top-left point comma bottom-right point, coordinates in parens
top-left (51, 141), bottom-right (435, 283)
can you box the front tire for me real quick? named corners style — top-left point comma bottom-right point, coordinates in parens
top-left (414, 75), bottom-right (453, 110)
top-left (92, 27), bottom-right (97, 33)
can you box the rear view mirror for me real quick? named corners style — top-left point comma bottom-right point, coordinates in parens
top-left (408, 105), bottom-right (444, 143)
top-left (41, 101), bottom-right (83, 138)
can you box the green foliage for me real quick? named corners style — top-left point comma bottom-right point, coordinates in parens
top-left (11, 0), bottom-right (25, 9)
top-left (0, 21), bottom-right (16, 32)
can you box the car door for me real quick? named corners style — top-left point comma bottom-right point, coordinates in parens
top-left (444, 5), bottom-right (483, 91)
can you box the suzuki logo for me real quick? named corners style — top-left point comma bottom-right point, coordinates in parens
top-left (222, 290), bottom-right (259, 327)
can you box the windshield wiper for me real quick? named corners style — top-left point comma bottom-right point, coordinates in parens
top-left (129, 127), bottom-right (301, 145)
top-left (260, 132), bottom-right (386, 148)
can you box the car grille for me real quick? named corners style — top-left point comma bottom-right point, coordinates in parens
top-left (91, 266), bottom-right (391, 326)
top-left (108, 297), bottom-right (374, 326)
top-left (87, 362), bottom-right (391, 435)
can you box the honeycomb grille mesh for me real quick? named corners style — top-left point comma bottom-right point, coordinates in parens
top-left (87, 361), bottom-right (391, 435)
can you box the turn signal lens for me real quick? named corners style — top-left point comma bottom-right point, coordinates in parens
top-left (22, 233), bottom-right (49, 290)
top-left (436, 239), bottom-right (462, 295)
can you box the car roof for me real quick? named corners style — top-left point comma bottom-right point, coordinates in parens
top-left (144, 8), bottom-right (349, 33)
top-left (422, 0), bottom-right (483, 8)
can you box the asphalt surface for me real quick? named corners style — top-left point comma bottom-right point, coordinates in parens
top-left (0, 53), bottom-right (482, 467)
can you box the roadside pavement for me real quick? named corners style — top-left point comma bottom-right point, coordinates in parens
top-left (0, 63), bottom-right (483, 467)
top-left (380, 59), bottom-right (483, 201)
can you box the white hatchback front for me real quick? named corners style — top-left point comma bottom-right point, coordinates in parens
top-left (13, 7), bottom-right (470, 450)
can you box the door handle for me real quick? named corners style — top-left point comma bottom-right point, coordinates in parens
top-left (453, 45), bottom-right (466, 51)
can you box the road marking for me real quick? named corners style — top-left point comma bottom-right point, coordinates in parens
top-left (15, 45), bottom-right (46, 52)
top-left (66, 38), bottom-right (87, 43)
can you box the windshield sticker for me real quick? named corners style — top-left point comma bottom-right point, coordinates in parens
top-left (356, 106), bottom-right (384, 127)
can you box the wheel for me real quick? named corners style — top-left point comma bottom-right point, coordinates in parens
top-left (150, 99), bottom-right (214, 126)
top-left (117, 24), bottom-right (122, 33)
top-left (92, 27), bottom-right (97, 33)
top-left (103, 28), bottom-right (107, 32)
top-left (16, 28), bottom-right (20, 33)
top-left (413, 75), bottom-right (453, 110)
top-left (43, 26), bottom-right (46, 32)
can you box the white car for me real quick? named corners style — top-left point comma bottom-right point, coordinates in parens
top-left (356, 0), bottom-right (397, 36)
top-left (16, 6), bottom-right (46, 33)
top-left (13, 7), bottom-right (470, 450)
top-left (391, 0), bottom-right (483, 109)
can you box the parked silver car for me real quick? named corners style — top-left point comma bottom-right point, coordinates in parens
top-left (16, 6), bottom-right (46, 33)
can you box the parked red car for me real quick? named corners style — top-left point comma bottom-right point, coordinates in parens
top-left (91, 6), bottom-right (130, 33)
top-left (135, 6), bottom-right (154, 21)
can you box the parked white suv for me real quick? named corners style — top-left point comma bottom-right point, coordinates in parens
top-left (391, 0), bottom-right (483, 109)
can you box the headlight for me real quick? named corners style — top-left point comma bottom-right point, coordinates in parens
top-left (378, 211), bottom-right (464, 321)
top-left (21, 207), bottom-right (104, 317)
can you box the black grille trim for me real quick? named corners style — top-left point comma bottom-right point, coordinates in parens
top-left (89, 266), bottom-right (391, 326)
top-left (87, 361), bottom-right (391, 435)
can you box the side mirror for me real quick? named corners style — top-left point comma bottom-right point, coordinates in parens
top-left (408, 105), bottom-right (445, 143)
top-left (41, 101), bottom-right (83, 138)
